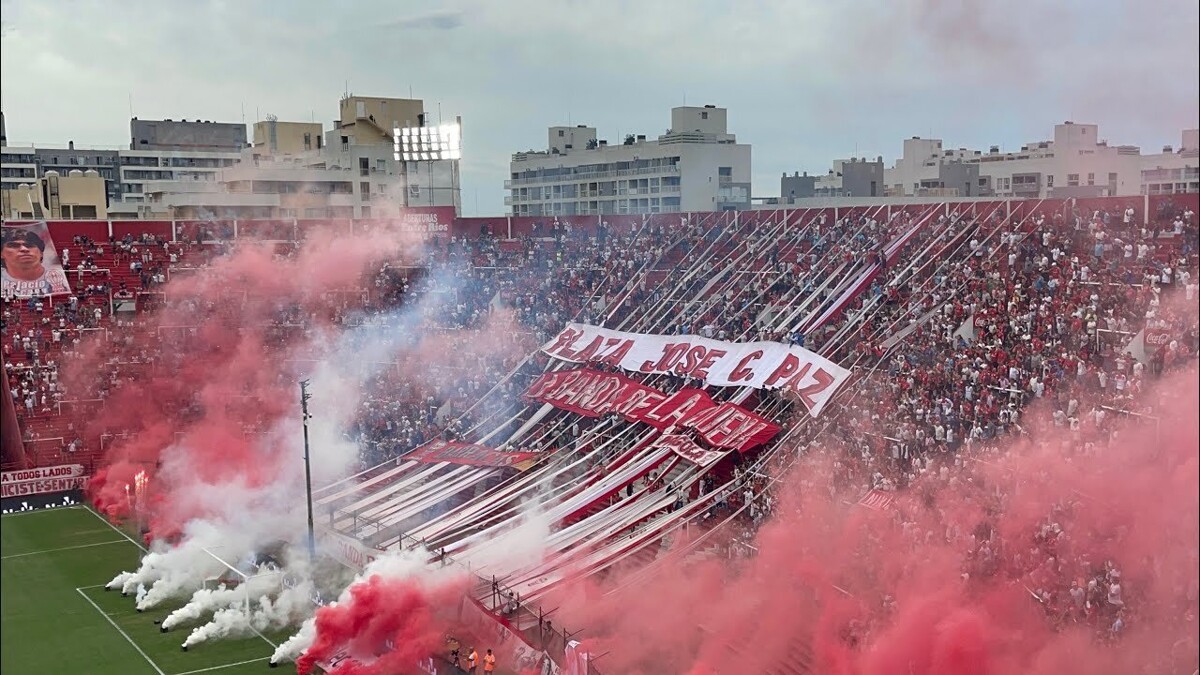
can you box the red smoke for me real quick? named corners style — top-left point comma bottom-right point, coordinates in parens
top-left (296, 572), bottom-right (468, 675)
top-left (548, 365), bottom-right (1200, 675)
top-left (76, 227), bottom-right (424, 535)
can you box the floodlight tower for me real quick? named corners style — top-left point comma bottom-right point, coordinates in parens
top-left (300, 380), bottom-right (315, 561)
top-left (394, 116), bottom-right (462, 208)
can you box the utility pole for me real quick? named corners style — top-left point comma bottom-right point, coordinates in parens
top-left (300, 380), bottom-right (316, 561)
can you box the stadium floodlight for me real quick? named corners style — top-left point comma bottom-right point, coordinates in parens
top-left (394, 122), bottom-right (462, 162)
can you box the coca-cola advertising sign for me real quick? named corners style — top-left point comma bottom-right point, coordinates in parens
top-left (1144, 329), bottom-right (1172, 350)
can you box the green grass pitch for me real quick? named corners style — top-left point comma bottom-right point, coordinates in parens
top-left (1, 506), bottom-right (294, 675)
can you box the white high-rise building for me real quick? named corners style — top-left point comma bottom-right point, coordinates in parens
top-left (507, 105), bottom-right (751, 216)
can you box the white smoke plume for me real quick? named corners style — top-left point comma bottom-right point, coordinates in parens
top-left (161, 570), bottom-right (282, 631)
top-left (271, 616), bottom-right (318, 664)
top-left (106, 571), bottom-right (134, 591)
top-left (268, 546), bottom-right (449, 664)
top-left (116, 547), bottom-right (172, 595)
top-left (180, 576), bottom-right (313, 649)
top-left (121, 269), bottom-right (481, 612)
top-left (134, 521), bottom-right (245, 611)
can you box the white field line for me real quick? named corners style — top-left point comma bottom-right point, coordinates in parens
top-left (84, 505), bottom-right (278, 649)
top-left (171, 657), bottom-right (271, 675)
top-left (0, 505), bottom-right (83, 518)
top-left (1, 539), bottom-right (126, 559)
top-left (75, 587), bottom-right (166, 675)
top-left (85, 505), bottom-right (148, 552)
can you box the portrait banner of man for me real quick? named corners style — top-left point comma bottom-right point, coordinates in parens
top-left (1, 222), bottom-right (72, 298)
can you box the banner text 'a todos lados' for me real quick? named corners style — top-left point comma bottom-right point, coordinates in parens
top-left (1, 463), bottom-right (88, 498)
top-left (524, 368), bottom-right (779, 453)
top-left (541, 323), bottom-right (851, 417)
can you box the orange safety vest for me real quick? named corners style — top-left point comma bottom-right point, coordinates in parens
top-left (469, 650), bottom-right (478, 667)
top-left (484, 653), bottom-right (496, 672)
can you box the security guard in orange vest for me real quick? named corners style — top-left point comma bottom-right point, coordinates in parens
top-left (483, 648), bottom-right (496, 673)
top-left (467, 647), bottom-right (478, 674)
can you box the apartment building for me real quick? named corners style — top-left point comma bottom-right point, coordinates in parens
top-left (2, 169), bottom-right (107, 220)
top-left (785, 122), bottom-right (1199, 201)
top-left (130, 118), bottom-right (247, 152)
top-left (148, 143), bottom-right (414, 219)
top-left (507, 105), bottom-right (752, 216)
top-left (0, 96), bottom-right (460, 219)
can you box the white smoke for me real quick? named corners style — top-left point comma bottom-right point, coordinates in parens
top-left (180, 576), bottom-right (312, 649)
top-left (116, 547), bottom-right (171, 594)
top-left (271, 616), bottom-right (318, 664)
top-left (162, 585), bottom-right (231, 630)
top-left (161, 570), bottom-right (282, 631)
top-left (268, 546), bottom-right (448, 664)
top-left (108, 255), bottom-right (529, 658)
top-left (107, 571), bottom-right (134, 591)
top-left (134, 522), bottom-right (241, 611)
top-left (460, 504), bottom-right (553, 576)
top-left (117, 286), bottom-right (439, 614)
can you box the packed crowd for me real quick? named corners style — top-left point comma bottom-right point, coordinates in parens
top-left (16, 198), bottom-right (1200, 675)
top-left (757, 203), bottom-right (1199, 649)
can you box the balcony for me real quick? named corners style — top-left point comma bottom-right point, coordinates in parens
top-left (504, 164), bottom-right (680, 187)
top-left (160, 192), bottom-right (281, 208)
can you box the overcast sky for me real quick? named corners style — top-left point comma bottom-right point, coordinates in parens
top-left (2, 0), bottom-right (1197, 215)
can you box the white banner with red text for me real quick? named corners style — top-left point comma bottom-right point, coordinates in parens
top-left (541, 323), bottom-right (851, 416)
top-left (524, 368), bottom-right (780, 453)
top-left (1, 463), bottom-right (88, 498)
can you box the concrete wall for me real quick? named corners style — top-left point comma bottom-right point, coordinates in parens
top-left (781, 172), bottom-right (816, 201)
top-left (1183, 129), bottom-right (1199, 153)
top-left (548, 126), bottom-right (596, 155)
top-left (670, 106), bottom-right (728, 136)
top-left (938, 161), bottom-right (982, 197)
top-left (130, 119), bottom-right (247, 151)
top-left (842, 159), bottom-right (885, 197)
top-left (4, 172), bottom-right (107, 219)
top-left (253, 121), bottom-right (324, 154)
top-left (335, 96), bottom-right (424, 147)
top-left (676, 142), bottom-right (751, 211)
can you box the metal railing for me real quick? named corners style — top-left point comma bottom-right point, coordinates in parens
top-left (326, 506), bottom-right (605, 675)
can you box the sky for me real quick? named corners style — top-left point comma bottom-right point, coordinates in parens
top-left (1, 0), bottom-right (1197, 216)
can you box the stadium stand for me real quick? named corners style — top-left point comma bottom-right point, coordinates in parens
top-left (1, 194), bottom-right (1197, 673)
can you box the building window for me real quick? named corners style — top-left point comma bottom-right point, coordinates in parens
top-left (1046, 175), bottom-right (1054, 188)
top-left (359, 158), bottom-right (369, 176)
top-left (701, 111), bottom-right (708, 119)
top-left (558, 130), bottom-right (565, 137)
top-left (1087, 173), bottom-right (1095, 186)
top-left (1067, 174), bottom-right (1079, 187)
